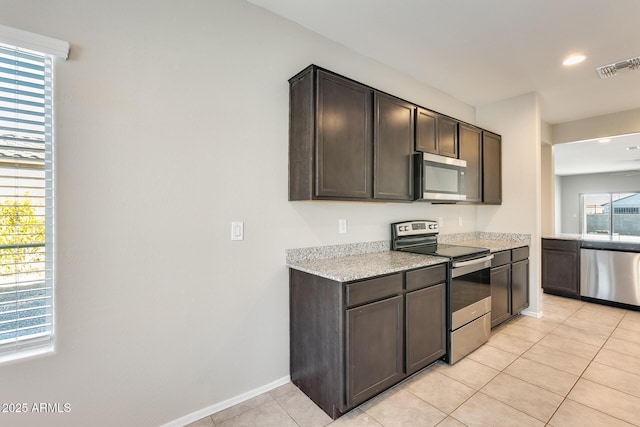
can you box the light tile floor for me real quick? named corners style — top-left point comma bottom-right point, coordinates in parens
top-left (187, 294), bottom-right (640, 426)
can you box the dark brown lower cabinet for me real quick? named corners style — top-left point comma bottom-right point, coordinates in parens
top-left (490, 264), bottom-right (511, 328)
top-left (290, 263), bottom-right (447, 419)
top-left (542, 238), bottom-right (580, 297)
top-left (346, 295), bottom-right (404, 407)
top-left (511, 259), bottom-right (529, 314)
top-left (406, 284), bottom-right (446, 374)
top-left (490, 246), bottom-right (530, 328)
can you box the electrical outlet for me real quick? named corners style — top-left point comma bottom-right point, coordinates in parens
top-left (458, 216), bottom-right (463, 227)
top-left (338, 219), bottom-right (347, 234)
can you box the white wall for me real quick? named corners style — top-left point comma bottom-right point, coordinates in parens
top-left (552, 107), bottom-right (640, 144)
top-left (559, 173), bottom-right (640, 233)
top-left (476, 92), bottom-right (543, 316)
top-left (0, 1), bottom-right (484, 426)
top-left (541, 143), bottom-right (554, 235)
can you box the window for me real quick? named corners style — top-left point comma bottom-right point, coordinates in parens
top-left (0, 25), bottom-right (68, 362)
top-left (581, 192), bottom-right (640, 237)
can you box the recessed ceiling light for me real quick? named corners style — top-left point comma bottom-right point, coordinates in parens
top-left (563, 55), bottom-right (586, 66)
top-left (627, 146), bottom-right (640, 150)
top-left (598, 138), bottom-right (611, 144)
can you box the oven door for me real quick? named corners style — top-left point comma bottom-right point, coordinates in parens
top-left (450, 255), bottom-right (492, 330)
top-left (449, 255), bottom-right (493, 364)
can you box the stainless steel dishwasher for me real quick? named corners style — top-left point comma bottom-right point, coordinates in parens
top-left (580, 246), bottom-right (640, 306)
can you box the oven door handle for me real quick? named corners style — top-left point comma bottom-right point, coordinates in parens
top-left (452, 254), bottom-right (494, 268)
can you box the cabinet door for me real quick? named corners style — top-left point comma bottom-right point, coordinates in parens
top-left (415, 108), bottom-right (437, 153)
top-left (346, 295), bottom-right (404, 407)
top-left (437, 115), bottom-right (458, 158)
top-left (406, 283), bottom-right (446, 374)
top-left (490, 264), bottom-right (511, 328)
top-left (482, 131), bottom-right (502, 204)
top-left (458, 123), bottom-right (482, 203)
top-left (542, 248), bottom-right (580, 296)
top-left (511, 259), bottom-right (529, 314)
top-left (316, 70), bottom-right (373, 199)
top-left (374, 93), bottom-right (414, 200)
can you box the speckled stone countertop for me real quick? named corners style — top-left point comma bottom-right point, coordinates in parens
top-left (543, 233), bottom-right (640, 252)
top-left (286, 232), bottom-right (531, 282)
top-left (542, 233), bottom-right (582, 241)
top-left (439, 231), bottom-right (530, 252)
top-left (448, 239), bottom-right (529, 252)
top-left (287, 251), bottom-right (447, 282)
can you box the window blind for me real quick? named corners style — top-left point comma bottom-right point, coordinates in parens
top-left (0, 42), bottom-right (54, 357)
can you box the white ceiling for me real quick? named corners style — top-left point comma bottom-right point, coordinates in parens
top-left (248, 0), bottom-right (640, 125)
top-left (554, 133), bottom-right (640, 176)
top-left (248, 0), bottom-right (640, 175)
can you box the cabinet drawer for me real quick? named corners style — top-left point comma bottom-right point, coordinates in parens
top-left (491, 250), bottom-right (511, 268)
top-left (512, 246), bottom-right (529, 262)
top-left (542, 238), bottom-right (579, 252)
top-left (346, 274), bottom-right (403, 308)
top-left (405, 264), bottom-right (446, 292)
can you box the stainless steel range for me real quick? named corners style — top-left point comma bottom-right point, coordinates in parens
top-left (391, 220), bottom-right (493, 364)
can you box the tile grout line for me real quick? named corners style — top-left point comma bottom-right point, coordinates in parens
top-left (542, 298), bottom-right (635, 427)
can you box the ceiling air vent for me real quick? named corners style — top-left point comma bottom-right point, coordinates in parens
top-left (596, 56), bottom-right (640, 79)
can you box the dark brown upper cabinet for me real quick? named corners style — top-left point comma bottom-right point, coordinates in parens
top-left (458, 125), bottom-right (502, 205)
top-left (437, 115), bottom-right (459, 158)
top-left (373, 93), bottom-right (414, 201)
top-left (415, 108), bottom-right (437, 153)
top-left (289, 66), bottom-right (413, 202)
top-left (482, 131), bottom-right (502, 204)
top-left (415, 108), bottom-right (458, 159)
top-left (458, 123), bottom-right (483, 203)
top-left (288, 65), bottom-right (501, 204)
top-left (289, 67), bottom-right (373, 201)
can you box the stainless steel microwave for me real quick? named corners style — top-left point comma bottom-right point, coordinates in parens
top-left (414, 153), bottom-right (467, 202)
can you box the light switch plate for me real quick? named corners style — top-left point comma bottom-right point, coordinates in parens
top-left (338, 219), bottom-right (347, 234)
top-left (231, 221), bottom-right (244, 241)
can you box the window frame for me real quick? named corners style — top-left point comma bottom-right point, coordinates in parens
top-left (0, 26), bottom-right (67, 364)
top-left (580, 192), bottom-right (640, 238)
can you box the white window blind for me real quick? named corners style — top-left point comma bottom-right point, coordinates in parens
top-left (0, 41), bottom-right (54, 358)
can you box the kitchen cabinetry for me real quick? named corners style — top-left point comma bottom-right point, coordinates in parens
top-left (289, 65), bottom-right (412, 202)
top-left (288, 64), bottom-right (502, 204)
top-left (290, 263), bottom-right (446, 419)
top-left (415, 107), bottom-right (458, 158)
top-left (482, 131), bottom-right (502, 204)
top-left (458, 123), bottom-right (482, 203)
top-left (374, 93), bottom-right (414, 200)
top-left (289, 68), bottom-right (372, 200)
top-left (347, 295), bottom-right (404, 406)
top-left (542, 238), bottom-right (580, 297)
top-left (490, 246), bottom-right (530, 328)
top-left (458, 125), bottom-right (502, 204)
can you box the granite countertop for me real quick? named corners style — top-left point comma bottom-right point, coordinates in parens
top-left (542, 233), bottom-right (582, 241)
top-left (287, 251), bottom-right (448, 282)
top-left (544, 233), bottom-right (640, 252)
top-left (286, 233), bottom-right (532, 282)
top-left (449, 239), bottom-right (529, 253)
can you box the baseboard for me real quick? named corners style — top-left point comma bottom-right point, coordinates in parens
top-left (520, 309), bottom-right (543, 319)
top-left (161, 375), bottom-right (291, 427)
